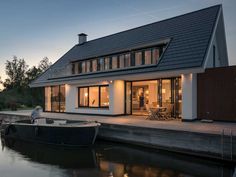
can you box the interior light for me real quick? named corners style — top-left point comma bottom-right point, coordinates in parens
top-left (85, 93), bottom-right (88, 97)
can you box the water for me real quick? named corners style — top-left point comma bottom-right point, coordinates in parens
top-left (0, 137), bottom-right (234, 177)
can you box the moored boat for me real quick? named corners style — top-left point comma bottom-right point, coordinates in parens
top-left (0, 119), bottom-right (101, 146)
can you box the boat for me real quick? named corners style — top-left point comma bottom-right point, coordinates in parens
top-left (0, 118), bottom-right (101, 146)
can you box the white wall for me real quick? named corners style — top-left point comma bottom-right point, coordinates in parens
top-left (206, 36), bottom-right (221, 68)
top-left (110, 80), bottom-right (125, 114)
top-left (65, 80), bottom-right (125, 115)
top-left (181, 73), bottom-right (197, 120)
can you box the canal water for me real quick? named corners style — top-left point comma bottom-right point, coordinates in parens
top-left (0, 137), bottom-right (234, 177)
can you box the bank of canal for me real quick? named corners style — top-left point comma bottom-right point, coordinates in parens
top-left (0, 111), bottom-right (236, 163)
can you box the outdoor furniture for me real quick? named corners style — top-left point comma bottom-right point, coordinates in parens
top-left (146, 104), bottom-right (158, 120)
top-left (158, 104), bottom-right (174, 119)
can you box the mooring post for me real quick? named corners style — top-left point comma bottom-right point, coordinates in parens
top-left (231, 129), bottom-right (233, 161)
top-left (221, 129), bottom-right (224, 160)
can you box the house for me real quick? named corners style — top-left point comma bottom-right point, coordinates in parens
top-left (30, 5), bottom-right (229, 121)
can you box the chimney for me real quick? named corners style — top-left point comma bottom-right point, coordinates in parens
top-left (78, 33), bottom-right (87, 44)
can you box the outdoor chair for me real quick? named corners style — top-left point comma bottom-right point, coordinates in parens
top-left (158, 104), bottom-right (174, 120)
top-left (145, 104), bottom-right (157, 120)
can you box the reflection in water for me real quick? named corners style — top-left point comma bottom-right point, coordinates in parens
top-left (0, 137), bottom-right (234, 177)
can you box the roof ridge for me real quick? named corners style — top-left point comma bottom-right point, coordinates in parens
top-left (76, 4), bottom-right (222, 46)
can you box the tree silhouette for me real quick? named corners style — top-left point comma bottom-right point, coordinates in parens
top-left (4, 56), bottom-right (28, 89)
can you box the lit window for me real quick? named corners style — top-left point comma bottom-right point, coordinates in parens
top-left (135, 52), bottom-right (142, 66)
top-left (45, 87), bottom-right (51, 111)
top-left (99, 58), bottom-right (104, 71)
top-left (112, 56), bottom-right (118, 69)
top-left (104, 57), bottom-right (110, 70)
top-left (92, 59), bottom-right (97, 72)
top-left (152, 48), bottom-right (160, 64)
top-left (100, 86), bottom-right (109, 107)
top-left (79, 87), bottom-right (88, 106)
top-left (45, 85), bottom-right (65, 112)
top-left (89, 87), bottom-right (99, 107)
top-left (86, 60), bottom-right (91, 72)
top-left (144, 50), bottom-right (152, 64)
top-left (119, 55), bottom-right (125, 68)
top-left (81, 61), bottom-right (86, 73)
top-left (125, 53), bottom-right (131, 67)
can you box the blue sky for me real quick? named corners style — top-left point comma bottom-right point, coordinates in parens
top-left (0, 0), bottom-right (236, 84)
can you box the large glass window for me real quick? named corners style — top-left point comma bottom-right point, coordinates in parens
top-left (79, 87), bottom-right (88, 107)
top-left (112, 56), bottom-right (118, 69)
top-left (51, 86), bottom-right (60, 112)
top-left (86, 60), bottom-right (91, 73)
top-left (78, 85), bottom-right (109, 108)
top-left (89, 87), bottom-right (99, 107)
top-left (135, 51), bottom-right (142, 66)
top-left (144, 50), bottom-right (152, 64)
top-left (100, 86), bottom-right (109, 107)
top-left (45, 87), bottom-right (51, 111)
top-left (59, 85), bottom-right (65, 112)
top-left (125, 53), bottom-right (131, 67)
top-left (152, 48), bottom-right (160, 64)
top-left (119, 55), bottom-right (125, 68)
top-left (99, 58), bottom-right (104, 71)
top-left (92, 59), bottom-right (97, 72)
top-left (45, 85), bottom-right (65, 112)
top-left (104, 57), bottom-right (110, 70)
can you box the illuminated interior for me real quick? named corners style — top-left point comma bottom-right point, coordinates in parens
top-left (78, 85), bottom-right (109, 108)
top-left (128, 78), bottom-right (182, 118)
top-left (44, 85), bottom-right (65, 112)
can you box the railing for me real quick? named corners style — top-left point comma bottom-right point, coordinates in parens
top-left (221, 129), bottom-right (234, 161)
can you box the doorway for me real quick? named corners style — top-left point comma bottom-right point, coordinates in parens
top-left (125, 78), bottom-right (182, 118)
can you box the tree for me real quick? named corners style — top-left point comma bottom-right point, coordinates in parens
top-left (4, 56), bottom-right (28, 89)
top-left (25, 66), bottom-right (42, 84)
top-left (0, 76), bottom-right (2, 92)
top-left (38, 57), bottom-right (51, 72)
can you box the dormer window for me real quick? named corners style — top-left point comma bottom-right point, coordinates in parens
top-left (71, 43), bottom-right (166, 75)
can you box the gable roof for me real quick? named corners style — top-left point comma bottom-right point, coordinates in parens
top-left (31, 5), bottom-right (221, 87)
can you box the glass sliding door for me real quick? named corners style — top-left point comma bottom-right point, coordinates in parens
top-left (45, 85), bottom-right (65, 112)
top-left (126, 78), bottom-right (182, 118)
top-left (45, 87), bottom-right (51, 111)
top-left (125, 82), bottom-right (132, 114)
top-left (131, 80), bottom-right (158, 115)
top-left (174, 78), bottom-right (182, 117)
top-left (59, 85), bottom-right (65, 112)
top-left (159, 78), bottom-right (182, 118)
top-left (51, 86), bottom-right (60, 112)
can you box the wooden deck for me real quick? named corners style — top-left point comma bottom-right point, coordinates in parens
top-left (0, 110), bottom-right (235, 136)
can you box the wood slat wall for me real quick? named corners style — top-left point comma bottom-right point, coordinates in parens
top-left (197, 66), bottom-right (236, 121)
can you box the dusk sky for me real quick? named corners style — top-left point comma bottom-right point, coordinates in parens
top-left (0, 0), bottom-right (236, 85)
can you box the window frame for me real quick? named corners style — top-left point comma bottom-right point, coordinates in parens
top-left (44, 85), bottom-right (65, 113)
top-left (71, 44), bottom-right (167, 75)
top-left (78, 87), bottom-right (89, 107)
top-left (78, 85), bottom-right (109, 108)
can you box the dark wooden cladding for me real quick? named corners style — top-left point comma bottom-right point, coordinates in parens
top-left (197, 66), bottom-right (236, 121)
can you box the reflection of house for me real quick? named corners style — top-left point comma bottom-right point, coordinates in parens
top-left (30, 5), bottom-right (231, 121)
